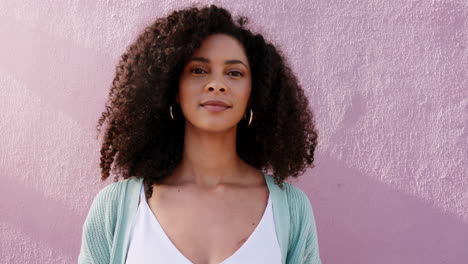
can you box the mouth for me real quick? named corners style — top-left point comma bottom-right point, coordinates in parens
top-left (200, 104), bottom-right (231, 112)
top-left (200, 99), bottom-right (232, 112)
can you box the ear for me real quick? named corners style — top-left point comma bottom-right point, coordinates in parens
top-left (175, 93), bottom-right (180, 103)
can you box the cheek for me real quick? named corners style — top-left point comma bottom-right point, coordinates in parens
top-left (237, 84), bottom-right (252, 105)
top-left (178, 81), bottom-right (198, 104)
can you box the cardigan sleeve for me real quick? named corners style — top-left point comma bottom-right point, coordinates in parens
top-left (285, 183), bottom-right (322, 264)
top-left (78, 182), bottom-right (121, 264)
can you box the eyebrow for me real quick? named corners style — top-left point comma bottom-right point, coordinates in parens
top-left (189, 57), bottom-right (249, 69)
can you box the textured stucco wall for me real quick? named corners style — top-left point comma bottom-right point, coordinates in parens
top-left (1, 0), bottom-right (467, 263)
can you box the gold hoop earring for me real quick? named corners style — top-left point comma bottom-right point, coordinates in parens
top-left (244, 108), bottom-right (253, 127)
top-left (169, 105), bottom-right (175, 120)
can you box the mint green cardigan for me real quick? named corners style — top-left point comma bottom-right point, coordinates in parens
top-left (78, 172), bottom-right (321, 264)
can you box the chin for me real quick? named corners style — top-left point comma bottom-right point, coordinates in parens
top-left (191, 120), bottom-right (239, 132)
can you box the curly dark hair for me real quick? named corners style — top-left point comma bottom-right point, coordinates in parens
top-left (95, 4), bottom-right (319, 198)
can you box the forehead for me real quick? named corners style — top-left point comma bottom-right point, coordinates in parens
top-left (190, 34), bottom-right (249, 64)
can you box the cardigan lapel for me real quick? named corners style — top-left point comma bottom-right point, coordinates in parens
top-left (115, 173), bottom-right (290, 264)
top-left (114, 177), bottom-right (143, 264)
top-left (263, 172), bottom-right (290, 264)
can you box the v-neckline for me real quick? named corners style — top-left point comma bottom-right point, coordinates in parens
top-left (140, 171), bottom-right (271, 264)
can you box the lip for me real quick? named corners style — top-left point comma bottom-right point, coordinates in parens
top-left (200, 100), bottom-right (231, 108)
top-left (200, 100), bottom-right (231, 112)
top-left (202, 105), bottom-right (230, 112)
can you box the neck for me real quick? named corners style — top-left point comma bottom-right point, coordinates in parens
top-left (170, 122), bottom-right (249, 188)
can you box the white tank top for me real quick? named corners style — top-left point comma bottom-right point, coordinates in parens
top-left (125, 184), bottom-right (282, 264)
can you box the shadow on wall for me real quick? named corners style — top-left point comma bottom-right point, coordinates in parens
top-left (292, 151), bottom-right (468, 264)
top-left (0, 172), bottom-right (87, 261)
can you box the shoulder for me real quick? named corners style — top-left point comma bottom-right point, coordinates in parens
top-left (264, 173), bottom-right (315, 219)
top-left (78, 177), bottom-right (143, 263)
top-left (97, 176), bottom-right (143, 196)
top-left (91, 177), bottom-right (141, 205)
top-left (266, 173), bottom-right (317, 228)
top-left (83, 177), bottom-right (139, 226)
top-left (282, 181), bottom-right (316, 220)
top-left (82, 177), bottom-right (143, 237)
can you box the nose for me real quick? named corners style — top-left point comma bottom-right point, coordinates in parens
top-left (205, 75), bottom-right (228, 93)
top-left (207, 86), bottom-right (226, 93)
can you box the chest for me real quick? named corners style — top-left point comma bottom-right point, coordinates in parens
top-left (145, 185), bottom-right (271, 264)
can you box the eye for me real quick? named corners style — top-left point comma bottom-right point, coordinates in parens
top-left (190, 67), bottom-right (207, 74)
top-left (228, 71), bottom-right (244, 77)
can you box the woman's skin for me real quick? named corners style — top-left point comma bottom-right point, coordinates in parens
top-left (147, 34), bottom-right (270, 264)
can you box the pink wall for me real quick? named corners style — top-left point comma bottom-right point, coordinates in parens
top-left (1, 0), bottom-right (467, 263)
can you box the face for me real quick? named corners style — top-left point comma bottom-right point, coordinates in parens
top-left (177, 33), bottom-right (252, 132)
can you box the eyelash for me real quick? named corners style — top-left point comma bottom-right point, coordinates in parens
top-left (190, 67), bottom-right (244, 77)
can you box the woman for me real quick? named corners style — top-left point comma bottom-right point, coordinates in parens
top-left (79, 4), bottom-right (321, 264)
